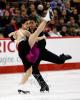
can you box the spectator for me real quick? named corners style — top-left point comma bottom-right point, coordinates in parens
top-left (0, 16), bottom-right (5, 34)
top-left (78, 17), bottom-right (80, 26)
top-left (48, 25), bottom-right (62, 37)
top-left (68, 26), bottom-right (77, 36)
top-left (67, 16), bottom-right (79, 32)
top-left (64, 1), bottom-right (73, 17)
top-left (60, 25), bottom-right (68, 36)
top-left (27, 3), bottom-right (36, 16)
top-left (2, 9), bottom-right (11, 27)
top-left (60, 9), bottom-right (68, 22)
top-left (28, 4), bottom-right (41, 24)
top-left (3, 17), bottom-right (19, 37)
top-left (57, 17), bottom-right (65, 31)
top-left (77, 26), bottom-right (80, 35)
top-left (72, 8), bottom-right (78, 22)
top-left (13, 8), bottom-right (22, 27)
top-left (0, 33), bottom-right (4, 38)
top-left (0, 0), bottom-right (6, 10)
top-left (0, 0), bottom-right (80, 37)
top-left (37, 4), bottom-right (44, 16)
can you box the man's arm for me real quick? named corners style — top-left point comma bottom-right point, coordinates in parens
top-left (37, 35), bottom-right (46, 41)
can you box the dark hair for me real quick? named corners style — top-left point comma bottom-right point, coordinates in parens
top-left (11, 17), bottom-right (17, 21)
top-left (19, 18), bottom-right (28, 28)
top-left (29, 16), bottom-right (37, 23)
top-left (21, 18), bottom-right (28, 24)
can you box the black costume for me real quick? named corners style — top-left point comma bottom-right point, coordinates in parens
top-left (31, 32), bottom-right (72, 92)
top-left (10, 32), bottom-right (72, 92)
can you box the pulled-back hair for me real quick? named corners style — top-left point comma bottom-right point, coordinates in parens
top-left (21, 18), bottom-right (28, 24)
top-left (19, 18), bottom-right (28, 28)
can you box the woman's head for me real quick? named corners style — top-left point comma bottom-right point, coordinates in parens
top-left (61, 26), bottom-right (67, 32)
top-left (21, 19), bottom-right (29, 30)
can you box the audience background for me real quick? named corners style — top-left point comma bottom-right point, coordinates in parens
top-left (0, 0), bottom-right (80, 37)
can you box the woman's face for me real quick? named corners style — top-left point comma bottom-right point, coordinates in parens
top-left (62, 26), bottom-right (67, 32)
top-left (4, 10), bottom-right (10, 17)
top-left (62, 10), bottom-right (67, 16)
top-left (73, 9), bottom-right (78, 15)
top-left (22, 21), bottom-right (30, 29)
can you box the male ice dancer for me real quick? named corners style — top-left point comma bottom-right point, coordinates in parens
top-left (24, 16), bottom-right (72, 92)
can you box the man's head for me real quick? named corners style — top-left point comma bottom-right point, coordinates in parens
top-left (29, 17), bottom-right (37, 30)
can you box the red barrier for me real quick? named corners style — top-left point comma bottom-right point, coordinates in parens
top-left (0, 63), bottom-right (80, 74)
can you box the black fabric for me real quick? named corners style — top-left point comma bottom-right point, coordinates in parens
top-left (18, 40), bottom-right (32, 71)
top-left (38, 39), bottom-right (46, 51)
top-left (33, 73), bottom-right (48, 87)
top-left (38, 32), bottom-right (46, 51)
top-left (16, 31), bottom-right (65, 89)
top-left (18, 40), bottom-right (30, 57)
top-left (10, 35), bottom-right (15, 42)
top-left (32, 49), bottom-right (65, 76)
top-left (32, 48), bottom-right (65, 88)
top-left (41, 49), bottom-right (65, 64)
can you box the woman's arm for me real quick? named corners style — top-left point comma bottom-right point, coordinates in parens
top-left (8, 31), bottom-right (17, 41)
top-left (8, 31), bottom-right (17, 38)
top-left (23, 30), bottom-right (31, 37)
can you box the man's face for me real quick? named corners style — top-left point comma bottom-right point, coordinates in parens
top-left (29, 20), bottom-right (36, 29)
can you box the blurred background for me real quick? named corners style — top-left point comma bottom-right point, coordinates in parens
top-left (0, 0), bottom-right (80, 38)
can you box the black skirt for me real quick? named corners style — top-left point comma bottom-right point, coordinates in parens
top-left (18, 40), bottom-right (31, 71)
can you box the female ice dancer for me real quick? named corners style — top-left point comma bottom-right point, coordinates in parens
top-left (9, 8), bottom-right (52, 93)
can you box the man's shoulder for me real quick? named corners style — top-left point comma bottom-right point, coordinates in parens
top-left (39, 32), bottom-right (44, 37)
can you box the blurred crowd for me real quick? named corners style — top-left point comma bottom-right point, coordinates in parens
top-left (0, 0), bottom-right (80, 38)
